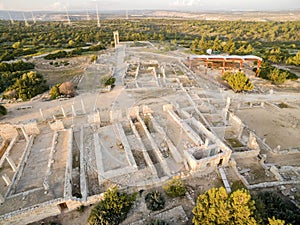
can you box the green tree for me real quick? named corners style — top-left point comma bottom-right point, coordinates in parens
top-left (268, 68), bottom-right (288, 85)
top-left (286, 51), bottom-right (300, 66)
top-left (223, 39), bottom-right (235, 54)
top-left (222, 71), bottom-right (254, 92)
top-left (192, 187), bottom-right (257, 225)
top-left (212, 36), bottom-right (221, 52)
top-left (162, 177), bottom-right (186, 197)
top-left (88, 187), bottom-right (136, 225)
top-left (198, 34), bottom-right (208, 54)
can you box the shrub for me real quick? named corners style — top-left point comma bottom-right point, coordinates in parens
top-left (100, 75), bottom-right (116, 87)
top-left (49, 84), bottom-right (61, 99)
top-left (91, 55), bottom-right (97, 62)
top-left (222, 71), bottom-right (254, 92)
top-left (88, 187), bottom-right (136, 225)
top-left (145, 191), bottom-right (165, 211)
top-left (163, 177), bottom-right (186, 197)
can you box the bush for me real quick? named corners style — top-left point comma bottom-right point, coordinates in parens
top-left (0, 105), bottom-right (7, 116)
top-left (88, 187), bottom-right (136, 225)
top-left (49, 84), bottom-right (61, 99)
top-left (145, 191), bottom-right (165, 211)
top-left (163, 177), bottom-right (186, 197)
top-left (100, 75), bottom-right (116, 87)
top-left (222, 71), bottom-right (254, 92)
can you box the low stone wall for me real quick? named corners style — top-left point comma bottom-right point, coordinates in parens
top-left (0, 193), bottom-right (105, 225)
top-left (232, 149), bottom-right (260, 158)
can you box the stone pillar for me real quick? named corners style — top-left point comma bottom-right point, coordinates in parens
top-left (20, 126), bottom-right (29, 142)
top-left (61, 106), bottom-right (66, 118)
top-left (204, 138), bottom-right (209, 148)
top-left (247, 132), bottom-right (259, 150)
top-left (72, 105), bottom-right (77, 117)
top-left (2, 174), bottom-right (11, 186)
top-left (81, 98), bottom-right (86, 114)
top-left (40, 108), bottom-right (45, 121)
top-left (0, 193), bottom-right (4, 204)
top-left (43, 180), bottom-right (49, 194)
top-left (223, 97), bottom-right (231, 123)
top-left (113, 31), bottom-right (119, 48)
top-left (6, 156), bottom-right (17, 172)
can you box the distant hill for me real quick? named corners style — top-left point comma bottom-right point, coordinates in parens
top-left (0, 10), bottom-right (300, 22)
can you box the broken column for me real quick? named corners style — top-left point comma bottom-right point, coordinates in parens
top-left (72, 105), bottom-right (77, 117)
top-left (247, 132), bottom-right (260, 150)
top-left (39, 108), bottom-right (45, 121)
top-left (81, 98), bottom-right (86, 114)
top-left (20, 127), bottom-right (29, 142)
top-left (2, 174), bottom-right (11, 186)
top-left (0, 193), bottom-right (4, 204)
top-left (61, 106), bottom-right (66, 118)
top-left (5, 155), bottom-right (17, 172)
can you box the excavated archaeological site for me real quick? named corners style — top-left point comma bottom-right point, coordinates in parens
top-left (0, 41), bottom-right (299, 225)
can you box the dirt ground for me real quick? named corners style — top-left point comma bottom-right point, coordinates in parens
top-left (236, 105), bottom-right (300, 150)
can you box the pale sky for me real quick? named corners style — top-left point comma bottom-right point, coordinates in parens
top-left (0, 0), bottom-right (299, 11)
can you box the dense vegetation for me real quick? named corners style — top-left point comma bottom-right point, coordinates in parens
top-left (256, 62), bottom-right (298, 84)
top-left (0, 19), bottom-right (299, 62)
top-left (192, 187), bottom-right (299, 225)
top-left (4, 71), bottom-right (47, 101)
